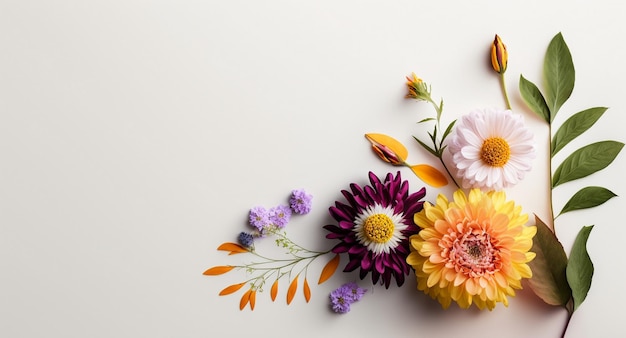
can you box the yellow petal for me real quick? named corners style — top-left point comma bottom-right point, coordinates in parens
top-left (318, 254), bottom-right (340, 284)
top-left (364, 133), bottom-right (408, 163)
top-left (410, 164), bottom-right (448, 187)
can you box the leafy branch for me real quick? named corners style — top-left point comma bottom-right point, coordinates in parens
top-left (518, 32), bottom-right (623, 337)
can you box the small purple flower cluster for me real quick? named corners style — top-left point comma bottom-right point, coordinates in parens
top-left (329, 282), bottom-right (367, 314)
top-left (238, 189), bottom-right (313, 248)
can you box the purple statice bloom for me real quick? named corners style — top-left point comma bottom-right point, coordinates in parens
top-left (249, 206), bottom-right (270, 232)
top-left (269, 205), bottom-right (291, 229)
top-left (342, 282), bottom-right (367, 302)
top-left (237, 232), bottom-right (255, 248)
top-left (289, 189), bottom-right (313, 215)
top-left (329, 286), bottom-right (352, 314)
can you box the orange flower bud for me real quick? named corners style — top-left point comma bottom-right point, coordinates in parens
top-left (491, 34), bottom-right (508, 74)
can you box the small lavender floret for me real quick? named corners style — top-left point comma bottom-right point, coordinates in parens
top-left (289, 189), bottom-right (313, 215)
top-left (269, 205), bottom-right (291, 228)
top-left (249, 206), bottom-right (269, 231)
top-left (342, 282), bottom-right (367, 302)
top-left (329, 286), bottom-right (352, 314)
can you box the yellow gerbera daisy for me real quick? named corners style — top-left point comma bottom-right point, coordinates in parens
top-left (406, 189), bottom-right (536, 310)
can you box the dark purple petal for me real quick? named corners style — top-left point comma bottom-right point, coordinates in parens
top-left (361, 252), bottom-right (372, 270)
top-left (344, 258), bottom-right (360, 272)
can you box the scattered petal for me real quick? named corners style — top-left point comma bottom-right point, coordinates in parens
top-left (318, 254), bottom-right (340, 284)
top-left (217, 242), bottom-right (248, 254)
top-left (249, 290), bottom-right (257, 310)
top-left (303, 278), bottom-right (311, 303)
top-left (410, 164), bottom-right (448, 187)
top-left (219, 282), bottom-right (246, 296)
top-left (203, 266), bottom-right (235, 276)
top-left (239, 289), bottom-right (252, 310)
top-left (270, 280), bottom-right (279, 301)
top-left (287, 275), bottom-right (299, 305)
top-left (365, 133), bottom-right (408, 165)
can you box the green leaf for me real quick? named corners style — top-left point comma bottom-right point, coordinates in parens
top-left (566, 225), bottom-right (594, 312)
top-left (527, 215), bottom-right (572, 306)
top-left (441, 120), bottom-right (456, 142)
top-left (559, 186), bottom-right (617, 216)
top-left (418, 117), bottom-right (436, 123)
top-left (413, 136), bottom-right (438, 157)
top-left (552, 141), bottom-right (624, 187)
top-left (519, 75), bottom-right (550, 123)
top-left (551, 107), bottom-right (607, 157)
top-left (544, 32), bottom-right (575, 119)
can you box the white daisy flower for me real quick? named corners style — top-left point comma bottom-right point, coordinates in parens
top-left (448, 108), bottom-right (535, 190)
top-left (352, 204), bottom-right (407, 256)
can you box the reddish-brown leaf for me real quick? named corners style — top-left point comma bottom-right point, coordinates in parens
top-left (303, 278), bottom-right (311, 303)
top-left (219, 282), bottom-right (246, 296)
top-left (270, 280), bottom-right (279, 301)
top-left (318, 254), bottom-right (340, 284)
top-left (217, 242), bottom-right (248, 255)
top-left (203, 265), bottom-right (234, 276)
top-left (249, 290), bottom-right (256, 310)
top-left (287, 275), bottom-right (298, 305)
top-left (239, 289), bottom-right (252, 310)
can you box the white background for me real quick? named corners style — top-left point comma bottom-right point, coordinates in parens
top-left (1, 1), bottom-right (625, 337)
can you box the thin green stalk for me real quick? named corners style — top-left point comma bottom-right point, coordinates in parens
top-left (500, 73), bottom-right (512, 110)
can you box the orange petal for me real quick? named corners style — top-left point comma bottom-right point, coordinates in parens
top-left (270, 280), bottom-right (279, 301)
top-left (203, 265), bottom-right (234, 275)
top-left (287, 275), bottom-right (298, 305)
top-left (365, 133), bottom-right (408, 163)
top-left (410, 164), bottom-right (448, 187)
top-left (249, 290), bottom-right (256, 310)
top-left (318, 254), bottom-right (340, 284)
top-left (217, 242), bottom-right (248, 255)
top-left (219, 282), bottom-right (246, 296)
top-left (239, 289), bottom-right (251, 310)
top-left (303, 278), bottom-right (311, 303)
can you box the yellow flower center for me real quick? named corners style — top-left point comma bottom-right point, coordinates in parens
top-left (481, 137), bottom-right (511, 167)
top-left (363, 214), bottom-right (395, 243)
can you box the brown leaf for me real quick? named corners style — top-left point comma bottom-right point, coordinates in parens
top-left (203, 265), bottom-right (234, 276)
top-left (318, 254), bottom-right (340, 284)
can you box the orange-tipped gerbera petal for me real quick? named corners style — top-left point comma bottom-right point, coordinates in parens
top-left (249, 290), bottom-right (256, 310)
top-left (303, 278), bottom-right (311, 303)
top-left (203, 265), bottom-right (234, 275)
top-left (219, 282), bottom-right (246, 296)
top-left (409, 164), bottom-right (448, 187)
top-left (365, 133), bottom-right (408, 165)
top-left (287, 275), bottom-right (298, 305)
top-left (318, 254), bottom-right (340, 284)
top-left (270, 280), bottom-right (279, 301)
top-left (239, 289), bottom-right (252, 310)
top-left (217, 242), bottom-right (248, 254)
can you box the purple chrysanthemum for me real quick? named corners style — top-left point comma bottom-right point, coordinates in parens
top-left (269, 205), bottom-right (291, 229)
top-left (323, 171), bottom-right (426, 288)
top-left (249, 206), bottom-right (270, 232)
top-left (289, 189), bottom-right (313, 214)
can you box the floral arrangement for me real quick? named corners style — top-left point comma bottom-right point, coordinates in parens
top-left (204, 33), bottom-right (623, 337)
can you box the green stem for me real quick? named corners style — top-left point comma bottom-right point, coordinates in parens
top-left (500, 73), bottom-right (512, 110)
top-left (548, 122), bottom-right (556, 234)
